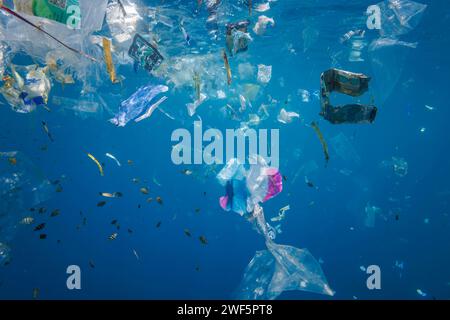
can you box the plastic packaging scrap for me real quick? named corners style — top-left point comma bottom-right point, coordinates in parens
top-left (364, 203), bottom-right (381, 228)
top-left (52, 94), bottom-right (107, 119)
top-left (320, 69), bottom-right (377, 125)
top-left (226, 20), bottom-right (252, 56)
top-left (102, 37), bottom-right (119, 84)
top-left (0, 64), bottom-right (51, 113)
top-left (376, 0), bottom-right (427, 37)
top-left (257, 64), bottom-right (272, 84)
top-left (277, 108), bottom-right (300, 124)
top-left (128, 34), bottom-right (164, 73)
top-left (187, 93), bottom-right (207, 117)
top-left (217, 157), bottom-right (333, 299)
top-left (311, 122), bottom-right (330, 165)
top-left (109, 83), bottom-right (169, 127)
top-left (0, 151), bottom-right (52, 241)
top-left (369, 38), bottom-right (418, 51)
top-left (135, 96), bottom-right (168, 122)
top-left (253, 16), bottom-right (275, 36)
top-left (381, 157), bottom-right (408, 177)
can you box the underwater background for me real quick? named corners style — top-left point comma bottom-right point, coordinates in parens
top-left (1, 0), bottom-right (450, 299)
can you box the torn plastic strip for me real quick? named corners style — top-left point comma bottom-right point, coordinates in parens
top-left (311, 122), bottom-right (330, 165)
top-left (102, 38), bottom-right (119, 84)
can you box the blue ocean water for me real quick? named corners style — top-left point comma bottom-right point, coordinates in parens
top-left (0, 0), bottom-right (450, 300)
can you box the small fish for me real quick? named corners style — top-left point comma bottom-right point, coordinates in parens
top-left (282, 175), bottom-right (288, 181)
top-left (41, 121), bottom-right (54, 142)
top-left (132, 249), bottom-right (140, 260)
top-left (108, 232), bottom-right (118, 240)
top-left (195, 266), bottom-right (200, 272)
top-left (181, 169), bottom-right (193, 176)
top-left (146, 197), bottom-right (153, 203)
top-left (156, 221), bottom-right (162, 228)
top-left (32, 288), bottom-right (40, 300)
top-left (39, 234), bottom-right (47, 239)
top-left (140, 187), bottom-right (149, 195)
top-left (20, 217), bottom-right (34, 225)
top-left (105, 153), bottom-right (121, 166)
top-left (87, 152), bottom-right (104, 176)
top-left (89, 260), bottom-right (95, 268)
top-left (156, 197), bottom-right (163, 205)
top-left (132, 178), bottom-right (140, 184)
top-left (55, 185), bottom-right (63, 193)
top-left (184, 229), bottom-right (192, 237)
top-left (34, 223), bottom-right (45, 231)
top-left (127, 160), bottom-right (133, 165)
top-left (137, 204), bottom-right (141, 209)
top-left (8, 157), bottom-right (17, 165)
top-left (199, 235), bottom-right (208, 245)
top-left (128, 228), bottom-right (133, 234)
top-left (50, 209), bottom-right (60, 217)
top-left (111, 219), bottom-right (118, 225)
top-left (99, 192), bottom-right (122, 198)
top-left (38, 207), bottom-right (46, 214)
top-left (153, 177), bottom-right (162, 187)
top-left (195, 208), bottom-right (201, 213)
top-left (97, 201), bottom-right (106, 207)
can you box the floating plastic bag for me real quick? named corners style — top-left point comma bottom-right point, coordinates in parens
top-left (109, 84), bottom-right (169, 127)
top-left (186, 93), bottom-right (207, 117)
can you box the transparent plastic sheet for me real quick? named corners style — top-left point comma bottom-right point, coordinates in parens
top-left (109, 84), bottom-right (169, 127)
top-left (380, 156), bottom-right (408, 177)
top-left (330, 133), bottom-right (361, 165)
top-left (52, 93), bottom-right (112, 119)
top-left (105, 0), bottom-right (143, 62)
top-left (277, 108), bottom-right (300, 124)
top-left (217, 160), bottom-right (332, 299)
top-left (234, 204), bottom-right (334, 300)
top-left (0, 0), bottom-right (107, 84)
top-left (377, 0), bottom-right (427, 37)
top-left (0, 151), bottom-right (52, 246)
top-left (364, 203), bottom-right (381, 228)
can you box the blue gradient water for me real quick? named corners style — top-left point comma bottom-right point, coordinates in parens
top-left (0, 0), bottom-right (450, 299)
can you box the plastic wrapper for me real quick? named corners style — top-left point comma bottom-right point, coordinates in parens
top-left (253, 15), bottom-right (275, 36)
top-left (0, 151), bottom-right (52, 246)
top-left (277, 108), bottom-right (300, 124)
top-left (109, 84), bottom-right (169, 127)
top-left (257, 64), bottom-right (272, 84)
top-left (381, 156), bottom-right (408, 177)
top-left (128, 34), bottom-right (164, 73)
top-left (376, 0), bottom-right (427, 37)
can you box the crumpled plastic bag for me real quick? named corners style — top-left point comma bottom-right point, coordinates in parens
top-left (109, 83), bottom-right (168, 127)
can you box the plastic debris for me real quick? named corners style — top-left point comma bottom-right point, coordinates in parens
top-left (257, 64), bottom-right (272, 84)
top-left (110, 84), bottom-right (169, 127)
top-left (0, 64), bottom-right (51, 113)
top-left (102, 37), bottom-right (119, 84)
top-left (377, 0), bottom-right (427, 37)
top-left (128, 34), bottom-right (164, 73)
top-left (226, 20), bottom-right (252, 55)
top-left (0, 242), bottom-right (11, 266)
top-left (364, 203), bottom-right (381, 228)
top-left (320, 69), bottom-right (377, 125)
top-left (271, 205), bottom-right (290, 222)
top-left (369, 38), bottom-right (418, 51)
top-left (135, 96), bottom-right (168, 122)
top-left (416, 289), bottom-right (427, 297)
top-left (277, 108), bottom-right (300, 124)
top-left (311, 122), bottom-right (330, 165)
top-left (222, 50), bottom-right (232, 85)
top-left (86, 152), bottom-right (104, 176)
top-left (186, 93), bottom-right (207, 117)
top-left (381, 157), bottom-right (408, 177)
top-left (253, 16), bottom-right (275, 36)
